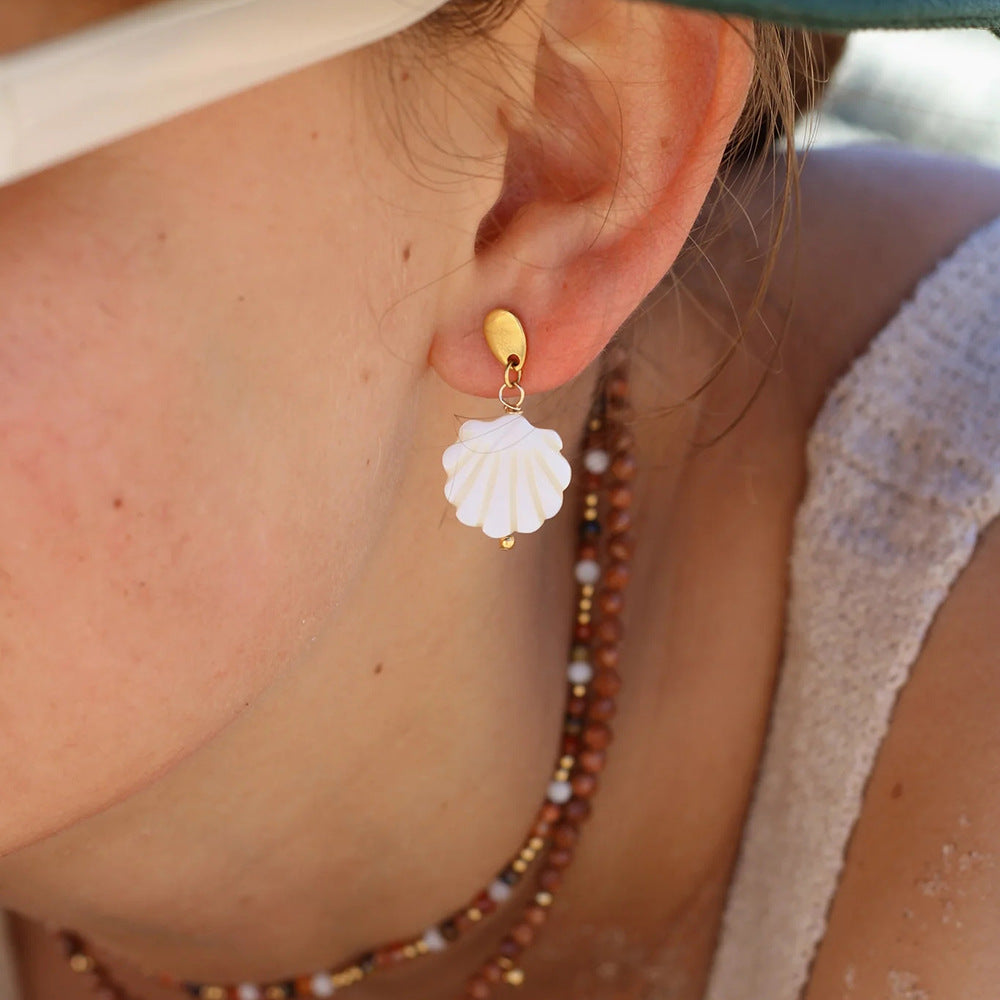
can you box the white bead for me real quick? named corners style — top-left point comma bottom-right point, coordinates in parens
top-left (488, 879), bottom-right (513, 903)
top-left (583, 449), bottom-right (610, 475)
top-left (237, 986), bottom-right (261, 1000)
top-left (567, 661), bottom-right (594, 685)
top-left (310, 974), bottom-right (336, 998)
top-left (547, 780), bottom-right (572, 804)
top-left (422, 926), bottom-right (448, 953)
top-left (575, 559), bottom-right (601, 586)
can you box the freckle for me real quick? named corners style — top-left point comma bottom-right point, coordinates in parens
top-left (891, 781), bottom-right (904, 799)
top-left (360, 368), bottom-right (372, 385)
top-left (311, 130), bottom-right (319, 141)
top-left (157, 230), bottom-right (167, 243)
top-left (373, 662), bottom-right (384, 676)
top-left (402, 243), bottom-right (412, 262)
top-left (112, 496), bottom-right (124, 510)
top-left (237, 294), bottom-right (246, 304)
top-left (401, 70), bottom-right (410, 82)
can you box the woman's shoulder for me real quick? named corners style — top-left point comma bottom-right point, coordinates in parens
top-left (770, 142), bottom-right (1000, 425)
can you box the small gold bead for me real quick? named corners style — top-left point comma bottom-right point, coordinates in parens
top-left (579, 598), bottom-right (593, 611)
top-left (512, 858), bottom-right (529, 874)
top-left (583, 508), bottom-right (599, 522)
top-left (572, 646), bottom-right (590, 661)
top-left (415, 940), bottom-right (430, 956)
top-left (554, 768), bottom-right (570, 783)
top-left (403, 944), bottom-right (420, 960)
top-left (535, 891), bottom-right (554, 907)
top-left (576, 612), bottom-right (591, 625)
top-left (500, 535), bottom-right (516, 551)
top-left (572, 684), bottom-right (587, 698)
top-left (519, 848), bottom-right (536, 863)
top-left (529, 836), bottom-right (545, 851)
top-left (559, 755), bottom-right (575, 770)
top-left (467, 907), bottom-right (483, 922)
top-left (498, 957), bottom-right (515, 971)
top-left (69, 954), bottom-right (94, 974)
top-left (581, 584), bottom-right (595, 598)
top-left (504, 968), bottom-right (526, 987)
top-left (585, 493), bottom-right (599, 507)
top-left (202, 987), bottom-right (226, 1000)
top-left (588, 418), bottom-right (602, 431)
top-left (264, 987), bottom-right (288, 1000)
top-left (348, 967), bottom-right (365, 984)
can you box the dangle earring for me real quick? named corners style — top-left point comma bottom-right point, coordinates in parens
top-left (443, 309), bottom-right (572, 549)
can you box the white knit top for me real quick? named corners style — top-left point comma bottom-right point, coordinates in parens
top-left (2, 213), bottom-right (999, 1000)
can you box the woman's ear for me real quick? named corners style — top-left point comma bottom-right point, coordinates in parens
top-left (429, 0), bottom-right (755, 396)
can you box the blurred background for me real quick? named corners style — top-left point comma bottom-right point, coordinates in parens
top-left (800, 28), bottom-right (1000, 164)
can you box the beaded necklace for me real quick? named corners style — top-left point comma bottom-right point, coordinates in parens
top-left (56, 364), bottom-right (635, 1000)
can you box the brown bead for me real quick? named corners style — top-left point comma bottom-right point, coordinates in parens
top-left (561, 733), bottom-right (581, 757)
top-left (583, 721), bottom-right (613, 750)
top-left (525, 903), bottom-right (550, 928)
top-left (374, 942), bottom-right (409, 967)
top-left (605, 376), bottom-right (629, 405)
top-left (538, 867), bottom-right (562, 892)
top-left (481, 962), bottom-right (504, 985)
top-left (573, 623), bottom-right (592, 643)
top-left (571, 772), bottom-right (598, 798)
top-left (473, 891), bottom-right (498, 917)
top-left (510, 922), bottom-right (535, 948)
top-left (609, 484), bottom-right (633, 510)
top-left (606, 508), bottom-right (631, 535)
top-left (592, 668), bottom-right (622, 698)
top-left (548, 846), bottom-right (574, 869)
top-left (564, 797), bottom-right (592, 824)
top-left (607, 534), bottom-right (634, 561)
top-left (596, 618), bottom-right (623, 644)
top-left (552, 822), bottom-right (579, 850)
top-left (588, 697), bottom-right (617, 722)
top-left (567, 695), bottom-right (588, 717)
top-left (605, 561), bottom-right (631, 591)
top-left (599, 589), bottom-right (624, 616)
top-left (579, 748), bottom-right (607, 774)
top-left (498, 936), bottom-right (523, 960)
top-left (539, 801), bottom-right (561, 825)
top-left (594, 644), bottom-right (619, 669)
top-left (612, 429), bottom-right (636, 454)
top-left (583, 472), bottom-right (603, 492)
top-left (465, 976), bottom-right (492, 1000)
top-left (577, 543), bottom-right (598, 562)
top-left (611, 452), bottom-right (637, 482)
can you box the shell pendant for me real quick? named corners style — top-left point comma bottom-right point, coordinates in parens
top-left (442, 412), bottom-right (572, 540)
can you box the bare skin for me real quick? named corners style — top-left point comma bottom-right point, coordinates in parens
top-left (1, 3), bottom-right (1000, 1000)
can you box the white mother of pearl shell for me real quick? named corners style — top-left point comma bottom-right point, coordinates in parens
top-left (442, 413), bottom-right (572, 538)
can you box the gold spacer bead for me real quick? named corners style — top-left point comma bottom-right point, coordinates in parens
top-left (535, 891), bottom-right (554, 907)
top-left (581, 584), bottom-right (595, 598)
top-left (529, 836), bottom-right (546, 851)
top-left (576, 612), bottom-right (591, 625)
top-left (583, 508), bottom-right (599, 522)
top-left (500, 535), bottom-right (516, 551)
top-left (554, 768), bottom-right (570, 783)
top-left (519, 848), bottom-right (536, 863)
top-left (202, 987), bottom-right (226, 1000)
top-left (585, 493), bottom-right (599, 507)
top-left (559, 755), bottom-right (575, 770)
top-left (69, 954), bottom-right (95, 974)
top-left (572, 684), bottom-right (587, 698)
top-left (588, 418), bottom-right (602, 431)
top-left (403, 944), bottom-right (420, 960)
top-left (415, 940), bottom-right (430, 956)
top-left (264, 987), bottom-right (288, 1000)
top-left (504, 968), bottom-right (526, 987)
top-left (512, 858), bottom-right (529, 874)
top-left (579, 598), bottom-right (593, 612)
top-left (498, 957), bottom-right (515, 971)
top-left (348, 967), bottom-right (365, 984)
top-left (467, 907), bottom-right (483, 923)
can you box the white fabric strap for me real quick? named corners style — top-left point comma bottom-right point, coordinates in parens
top-left (0, 0), bottom-right (449, 187)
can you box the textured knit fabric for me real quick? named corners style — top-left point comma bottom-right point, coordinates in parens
top-left (705, 210), bottom-right (1000, 1000)
top-left (0, 216), bottom-right (998, 1000)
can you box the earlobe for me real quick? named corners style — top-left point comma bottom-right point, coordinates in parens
top-left (429, 0), bottom-right (755, 398)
